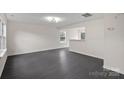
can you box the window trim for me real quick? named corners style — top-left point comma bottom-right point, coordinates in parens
top-left (0, 18), bottom-right (7, 58)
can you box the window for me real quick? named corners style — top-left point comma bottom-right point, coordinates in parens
top-left (81, 32), bottom-right (85, 39)
top-left (59, 32), bottom-right (66, 43)
top-left (0, 19), bottom-right (6, 51)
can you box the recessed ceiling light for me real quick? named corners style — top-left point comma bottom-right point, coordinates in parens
top-left (45, 16), bottom-right (62, 23)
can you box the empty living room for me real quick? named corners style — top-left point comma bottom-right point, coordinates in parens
top-left (0, 13), bottom-right (124, 79)
top-left (1, 0), bottom-right (124, 93)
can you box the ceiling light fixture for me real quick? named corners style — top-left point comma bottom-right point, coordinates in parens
top-left (45, 16), bottom-right (62, 23)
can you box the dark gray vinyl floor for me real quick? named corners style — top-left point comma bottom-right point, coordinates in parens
top-left (1, 48), bottom-right (124, 79)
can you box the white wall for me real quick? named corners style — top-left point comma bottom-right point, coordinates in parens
top-left (61, 14), bottom-right (124, 74)
top-left (65, 18), bottom-right (104, 59)
top-left (0, 14), bottom-right (7, 77)
top-left (7, 21), bottom-right (62, 55)
top-left (104, 14), bottom-right (124, 74)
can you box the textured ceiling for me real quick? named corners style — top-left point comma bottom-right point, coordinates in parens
top-left (6, 13), bottom-right (104, 28)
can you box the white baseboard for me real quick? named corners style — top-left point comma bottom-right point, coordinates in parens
top-left (103, 65), bottom-right (124, 75)
top-left (69, 49), bottom-right (103, 59)
top-left (8, 47), bottom-right (66, 56)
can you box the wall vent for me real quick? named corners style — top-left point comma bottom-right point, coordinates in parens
top-left (82, 13), bottom-right (92, 17)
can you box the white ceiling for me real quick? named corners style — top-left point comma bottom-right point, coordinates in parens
top-left (6, 13), bottom-right (104, 28)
